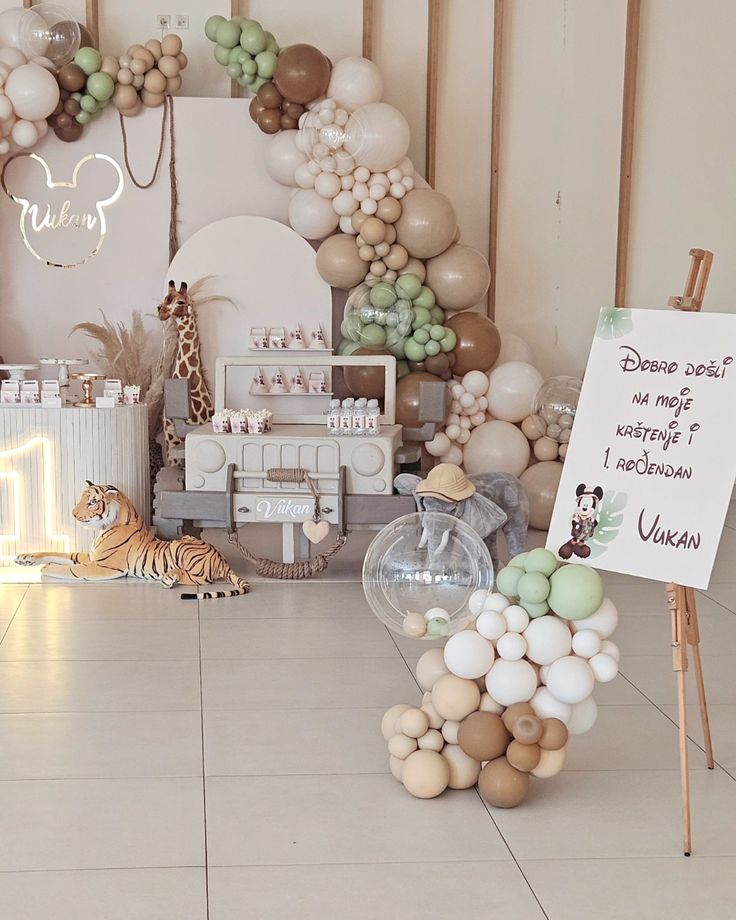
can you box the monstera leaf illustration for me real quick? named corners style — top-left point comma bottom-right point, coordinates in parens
top-left (596, 307), bottom-right (633, 340)
top-left (588, 491), bottom-right (627, 558)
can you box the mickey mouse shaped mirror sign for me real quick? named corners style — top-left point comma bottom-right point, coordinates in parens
top-left (1, 151), bottom-right (123, 268)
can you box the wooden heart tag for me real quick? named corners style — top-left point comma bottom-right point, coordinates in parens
top-left (303, 520), bottom-right (330, 544)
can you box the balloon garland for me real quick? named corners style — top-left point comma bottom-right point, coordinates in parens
top-left (0, 4), bottom-right (188, 150)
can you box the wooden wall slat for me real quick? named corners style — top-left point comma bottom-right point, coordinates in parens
top-left (362, 0), bottom-right (375, 60)
top-left (85, 0), bottom-right (99, 49)
top-left (425, 0), bottom-right (441, 187)
top-left (488, 0), bottom-right (504, 320)
top-left (614, 0), bottom-right (642, 307)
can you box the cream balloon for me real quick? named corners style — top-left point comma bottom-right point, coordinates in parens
top-left (4, 62), bottom-right (59, 120)
top-left (0, 8), bottom-right (26, 50)
top-left (394, 188), bottom-right (457, 259)
top-left (327, 56), bottom-right (383, 110)
top-left (487, 362), bottom-right (544, 423)
top-left (0, 47), bottom-right (27, 70)
top-left (425, 244), bottom-right (491, 312)
top-left (463, 420), bottom-right (531, 478)
top-left (265, 129), bottom-right (308, 187)
top-left (288, 189), bottom-right (340, 240)
top-left (345, 102), bottom-right (410, 172)
top-left (519, 461), bottom-right (563, 530)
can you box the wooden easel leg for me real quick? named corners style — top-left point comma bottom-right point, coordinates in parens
top-left (669, 584), bottom-right (692, 855)
top-left (684, 587), bottom-right (715, 769)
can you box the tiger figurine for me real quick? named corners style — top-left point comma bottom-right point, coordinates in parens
top-left (15, 481), bottom-right (249, 600)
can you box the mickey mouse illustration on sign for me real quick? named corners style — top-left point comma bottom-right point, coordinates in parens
top-left (558, 483), bottom-right (603, 559)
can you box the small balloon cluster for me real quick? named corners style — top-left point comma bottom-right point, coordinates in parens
top-left (48, 35), bottom-right (188, 142)
top-left (204, 14), bottom-right (279, 94)
top-left (426, 370), bottom-right (491, 466)
top-left (382, 549), bottom-right (620, 802)
top-left (521, 375), bottom-right (582, 463)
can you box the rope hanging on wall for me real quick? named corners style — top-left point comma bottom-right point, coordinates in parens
top-left (118, 95), bottom-right (179, 262)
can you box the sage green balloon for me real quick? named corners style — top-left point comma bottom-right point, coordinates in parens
top-left (228, 46), bottom-right (243, 64)
top-left (369, 283), bottom-right (397, 309)
top-left (495, 564), bottom-right (524, 598)
top-left (86, 71), bottom-right (114, 102)
top-left (439, 328), bottom-right (457, 352)
top-left (517, 571), bottom-right (550, 604)
top-left (205, 15), bottom-right (225, 41)
top-left (509, 552), bottom-right (528, 569)
top-left (403, 338), bottom-right (426, 362)
top-left (243, 58), bottom-right (258, 76)
top-left (215, 19), bottom-right (242, 50)
top-left (429, 324), bottom-right (445, 341)
top-left (395, 273), bottom-right (422, 301)
top-left (79, 93), bottom-right (98, 113)
top-left (361, 323), bottom-right (387, 347)
top-left (240, 20), bottom-right (267, 55)
top-left (341, 341), bottom-right (361, 356)
top-left (75, 110), bottom-right (92, 124)
top-left (424, 339), bottom-right (441, 357)
top-left (523, 547), bottom-right (559, 577)
top-left (266, 39), bottom-right (280, 55)
top-left (520, 599), bottom-right (549, 618)
top-left (238, 73), bottom-right (256, 86)
top-left (214, 44), bottom-right (231, 66)
top-left (388, 340), bottom-right (406, 359)
top-left (74, 47), bottom-right (102, 76)
top-left (227, 62), bottom-right (243, 79)
top-left (250, 75), bottom-right (268, 93)
top-left (397, 359), bottom-right (410, 377)
top-left (548, 564), bottom-right (604, 620)
top-left (426, 617), bottom-right (450, 638)
top-left (413, 328), bottom-right (430, 346)
top-left (430, 305), bottom-right (445, 324)
top-left (411, 306), bottom-right (431, 329)
top-left (413, 286), bottom-right (436, 309)
top-left (255, 50), bottom-right (278, 79)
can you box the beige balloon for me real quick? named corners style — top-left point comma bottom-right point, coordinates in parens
top-left (431, 674), bottom-right (481, 722)
top-left (161, 33), bottom-right (183, 57)
top-left (534, 436), bottom-right (560, 462)
top-left (519, 460), bottom-right (564, 529)
top-left (145, 39), bottom-right (163, 60)
top-left (158, 55), bottom-right (180, 78)
top-left (316, 234), bottom-right (373, 289)
top-left (415, 647), bottom-right (449, 692)
top-left (381, 703), bottom-right (411, 741)
top-left (395, 188), bottom-right (457, 259)
top-left (402, 749), bottom-right (450, 798)
top-left (166, 75), bottom-right (182, 94)
top-left (398, 257), bottom-right (426, 283)
top-left (442, 743), bottom-right (482, 789)
top-left (141, 89), bottom-right (165, 108)
top-left (144, 68), bottom-right (167, 94)
top-left (112, 83), bottom-right (138, 111)
top-left (389, 754), bottom-right (404, 782)
top-left (425, 244), bottom-right (491, 312)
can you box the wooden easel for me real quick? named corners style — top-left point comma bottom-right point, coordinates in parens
top-left (664, 248), bottom-right (715, 855)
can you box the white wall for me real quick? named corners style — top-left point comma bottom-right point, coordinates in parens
top-left (0, 0), bottom-right (734, 378)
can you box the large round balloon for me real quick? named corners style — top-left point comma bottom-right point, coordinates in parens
top-left (0, 8), bottom-right (26, 50)
top-left (327, 55), bottom-right (383, 110)
top-left (445, 311), bottom-right (501, 375)
top-left (264, 129), bottom-right (307, 186)
top-left (345, 102), bottom-right (411, 172)
top-left (288, 188), bottom-right (340, 240)
top-left (19, 4), bottom-right (80, 67)
top-left (519, 461), bottom-right (563, 530)
top-left (463, 420), bottom-right (531, 478)
top-left (316, 233), bottom-right (368, 289)
top-left (5, 62), bottom-right (60, 121)
top-left (425, 244), bottom-right (491, 312)
top-left (273, 44), bottom-right (330, 104)
top-left (343, 347), bottom-right (390, 399)
top-left (487, 361), bottom-right (544, 423)
top-left (395, 371), bottom-right (443, 429)
top-left (394, 189), bottom-right (457, 259)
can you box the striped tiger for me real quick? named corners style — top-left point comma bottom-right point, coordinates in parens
top-left (15, 481), bottom-right (249, 600)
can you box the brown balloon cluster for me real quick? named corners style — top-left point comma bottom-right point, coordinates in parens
top-left (250, 44), bottom-right (330, 135)
top-left (382, 650), bottom-right (568, 803)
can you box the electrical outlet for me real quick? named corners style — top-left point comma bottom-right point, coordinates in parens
top-left (174, 14), bottom-right (189, 29)
top-left (156, 14), bottom-right (171, 29)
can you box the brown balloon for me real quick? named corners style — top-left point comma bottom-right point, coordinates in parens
top-left (457, 711), bottom-right (510, 762)
top-left (506, 740), bottom-right (541, 773)
top-left (478, 756), bottom-right (530, 808)
top-left (58, 62), bottom-right (86, 93)
top-left (539, 718), bottom-right (568, 751)
top-left (445, 311), bottom-right (502, 376)
top-left (407, 360), bottom-right (424, 373)
top-left (343, 348), bottom-right (390, 400)
top-left (395, 371), bottom-right (443, 429)
top-left (501, 702), bottom-right (535, 733)
top-left (257, 81), bottom-right (283, 109)
top-left (284, 101), bottom-right (304, 120)
top-left (280, 114), bottom-right (298, 130)
top-left (257, 108), bottom-right (283, 135)
top-left (274, 44), bottom-right (331, 104)
top-left (249, 96), bottom-right (265, 123)
top-left (64, 98), bottom-right (81, 117)
top-left (512, 714), bottom-right (543, 745)
top-left (77, 23), bottom-right (97, 49)
top-left (55, 112), bottom-right (72, 129)
top-left (55, 122), bottom-right (84, 143)
top-left (424, 352), bottom-right (451, 379)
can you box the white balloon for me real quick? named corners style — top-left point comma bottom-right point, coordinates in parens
top-left (11, 117), bottom-right (38, 147)
top-left (571, 629), bottom-right (602, 659)
top-left (0, 95), bottom-right (13, 120)
top-left (483, 593), bottom-right (510, 613)
top-left (265, 129), bottom-right (307, 186)
top-left (0, 8), bottom-right (26, 51)
top-left (444, 631), bottom-right (494, 680)
top-left (438, 445), bottom-right (464, 466)
top-left (502, 605), bottom-right (530, 634)
top-left (572, 596), bottom-right (618, 638)
top-left (0, 138), bottom-right (10, 155)
top-left (475, 610), bottom-right (507, 641)
top-left (288, 189), bottom-right (340, 240)
top-left (345, 102), bottom-right (411, 172)
top-left (444, 424), bottom-right (461, 441)
top-left (425, 431), bottom-right (451, 457)
top-left (0, 46), bottom-right (27, 69)
top-left (332, 189), bottom-right (359, 216)
top-left (530, 686), bottom-right (571, 724)
top-left (327, 56), bottom-right (383, 110)
top-left (487, 361), bottom-right (544, 423)
top-left (315, 171), bottom-right (342, 198)
top-left (463, 420), bottom-right (530, 477)
top-left (4, 62), bottom-right (59, 121)
top-left (469, 589), bottom-right (490, 616)
top-left (294, 161), bottom-right (317, 189)
top-left (339, 215), bottom-right (357, 235)
top-left (493, 331), bottom-right (534, 368)
top-left (567, 695), bottom-right (598, 734)
top-left (485, 659), bottom-right (538, 706)
top-left (496, 631), bottom-right (527, 661)
top-left (589, 652), bottom-right (619, 683)
top-left (546, 656), bottom-right (595, 704)
top-left (523, 616), bottom-right (572, 665)
top-left (600, 639), bottom-right (621, 662)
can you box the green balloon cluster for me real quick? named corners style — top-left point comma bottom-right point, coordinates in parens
top-left (72, 48), bottom-right (114, 125)
top-left (496, 548), bottom-right (603, 621)
top-left (204, 15), bottom-right (279, 93)
top-left (341, 275), bottom-right (456, 362)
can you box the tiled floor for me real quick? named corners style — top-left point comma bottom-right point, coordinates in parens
top-left (1, 513), bottom-right (736, 919)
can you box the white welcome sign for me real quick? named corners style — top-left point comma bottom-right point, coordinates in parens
top-left (546, 307), bottom-right (736, 589)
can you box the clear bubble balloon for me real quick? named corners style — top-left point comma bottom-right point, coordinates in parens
top-left (19, 4), bottom-right (80, 67)
top-left (362, 512), bottom-right (494, 638)
top-left (532, 376), bottom-right (582, 442)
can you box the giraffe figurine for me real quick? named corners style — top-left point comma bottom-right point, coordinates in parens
top-left (158, 280), bottom-right (214, 466)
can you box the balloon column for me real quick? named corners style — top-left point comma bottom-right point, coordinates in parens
top-left (377, 548), bottom-right (620, 802)
top-left (0, 4), bottom-right (187, 150)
